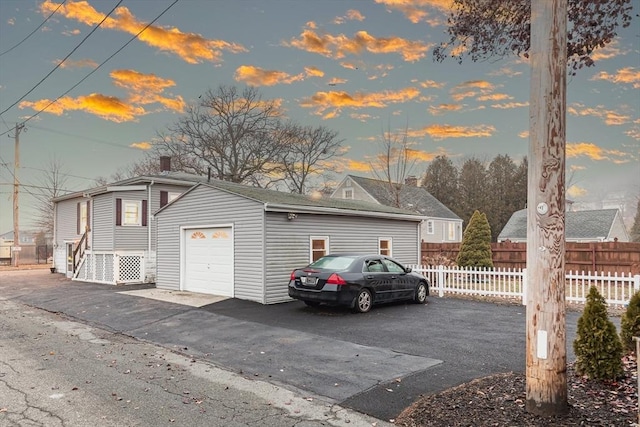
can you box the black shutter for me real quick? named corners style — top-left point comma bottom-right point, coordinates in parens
top-left (142, 200), bottom-right (148, 226)
top-left (160, 191), bottom-right (168, 208)
top-left (77, 202), bottom-right (81, 234)
top-left (116, 198), bottom-right (122, 226)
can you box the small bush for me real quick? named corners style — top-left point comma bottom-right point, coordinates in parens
top-left (620, 291), bottom-right (640, 352)
top-left (573, 286), bottom-right (623, 380)
top-left (456, 210), bottom-right (493, 268)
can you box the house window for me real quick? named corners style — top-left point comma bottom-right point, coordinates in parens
top-left (123, 201), bottom-right (141, 226)
top-left (379, 238), bottom-right (392, 256)
top-left (160, 190), bottom-right (182, 208)
top-left (310, 236), bottom-right (329, 262)
top-left (426, 220), bottom-right (434, 234)
top-left (447, 223), bottom-right (456, 241)
top-left (168, 192), bottom-right (180, 202)
top-left (343, 189), bottom-right (353, 199)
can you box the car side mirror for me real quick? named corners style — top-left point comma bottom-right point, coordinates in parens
top-left (405, 267), bottom-right (412, 273)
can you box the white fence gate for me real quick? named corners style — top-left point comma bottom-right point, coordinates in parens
top-left (409, 265), bottom-right (640, 308)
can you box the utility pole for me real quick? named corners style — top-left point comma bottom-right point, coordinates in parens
top-left (12, 123), bottom-right (25, 268)
top-left (526, 0), bottom-right (568, 417)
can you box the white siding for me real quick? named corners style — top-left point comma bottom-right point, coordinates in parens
top-left (421, 218), bottom-right (462, 243)
top-left (264, 213), bottom-right (420, 304)
top-left (149, 183), bottom-right (192, 251)
top-left (55, 197), bottom-right (88, 246)
top-left (155, 185), bottom-right (264, 303)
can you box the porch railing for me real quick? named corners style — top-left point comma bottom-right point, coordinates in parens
top-left (74, 250), bottom-right (145, 285)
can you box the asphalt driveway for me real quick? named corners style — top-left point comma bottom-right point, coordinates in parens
top-left (1, 269), bottom-right (584, 421)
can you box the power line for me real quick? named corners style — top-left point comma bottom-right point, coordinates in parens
top-left (0, 0), bottom-right (124, 116)
top-left (0, 0), bottom-right (67, 57)
top-left (27, 124), bottom-right (139, 151)
top-left (0, 0), bottom-right (180, 138)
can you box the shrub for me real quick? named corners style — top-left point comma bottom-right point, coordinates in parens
top-left (573, 286), bottom-right (623, 380)
top-left (620, 291), bottom-right (640, 352)
top-left (456, 210), bottom-right (493, 268)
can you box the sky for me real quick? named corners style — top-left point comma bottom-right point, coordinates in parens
top-left (0, 0), bottom-right (638, 235)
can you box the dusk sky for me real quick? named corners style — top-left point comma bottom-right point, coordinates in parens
top-left (0, 0), bottom-right (638, 234)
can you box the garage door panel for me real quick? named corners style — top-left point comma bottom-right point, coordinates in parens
top-left (184, 227), bottom-right (233, 297)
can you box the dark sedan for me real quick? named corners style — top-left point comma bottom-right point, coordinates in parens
top-left (288, 254), bottom-right (429, 313)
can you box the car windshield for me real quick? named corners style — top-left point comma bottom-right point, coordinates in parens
top-left (309, 255), bottom-right (357, 270)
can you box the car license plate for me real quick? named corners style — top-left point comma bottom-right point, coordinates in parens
top-left (301, 276), bottom-right (317, 286)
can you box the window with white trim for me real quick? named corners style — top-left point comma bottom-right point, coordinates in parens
top-left (447, 222), bottom-right (456, 241)
top-left (168, 192), bottom-right (180, 203)
top-left (378, 238), bottom-right (392, 256)
top-left (426, 220), bottom-right (434, 234)
top-left (123, 200), bottom-right (142, 226)
top-left (310, 236), bottom-right (329, 262)
top-left (343, 188), bottom-right (353, 199)
top-left (79, 202), bottom-right (88, 233)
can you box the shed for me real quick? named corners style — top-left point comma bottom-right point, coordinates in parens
top-left (154, 181), bottom-right (427, 304)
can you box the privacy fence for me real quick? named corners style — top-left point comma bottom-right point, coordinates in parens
top-left (409, 264), bottom-right (640, 309)
top-left (421, 241), bottom-right (640, 275)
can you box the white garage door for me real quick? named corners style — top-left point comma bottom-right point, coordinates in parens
top-left (183, 227), bottom-right (233, 296)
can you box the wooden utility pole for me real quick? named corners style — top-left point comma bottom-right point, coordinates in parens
top-left (526, 0), bottom-right (568, 416)
top-left (12, 123), bottom-right (25, 267)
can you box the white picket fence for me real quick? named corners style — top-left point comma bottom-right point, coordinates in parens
top-left (409, 265), bottom-right (640, 308)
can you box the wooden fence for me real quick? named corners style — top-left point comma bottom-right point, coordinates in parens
top-left (421, 241), bottom-right (640, 275)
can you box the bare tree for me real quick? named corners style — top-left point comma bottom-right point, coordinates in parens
top-left (33, 156), bottom-right (69, 238)
top-left (279, 124), bottom-right (344, 194)
top-left (152, 85), bottom-right (288, 184)
top-left (369, 123), bottom-right (418, 208)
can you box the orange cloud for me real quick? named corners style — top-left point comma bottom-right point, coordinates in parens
top-left (415, 79), bottom-right (446, 89)
top-left (130, 142), bottom-right (152, 150)
top-left (491, 101), bottom-right (529, 109)
top-left (566, 142), bottom-right (630, 163)
top-left (19, 93), bottom-right (146, 123)
top-left (234, 65), bottom-right (304, 86)
top-left (374, 0), bottom-right (451, 25)
top-left (340, 61), bottom-right (361, 70)
top-left (56, 58), bottom-right (98, 69)
top-left (568, 103), bottom-right (631, 125)
top-left (476, 93), bottom-right (512, 102)
top-left (408, 124), bottom-right (495, 140)
top-left (518, 130), bottom-right (529, 138)
top-left (428, 104), bottom-right (462, 115)
top-left (110, 69), bottom-right (185, 112)
top-left (488, 67), bottom-right (523, 77)
top-left (40, 1), bottom-right (246, 64)
top-left (590, 67), bottom-right (640, 88)
top-left (350, 113), bottom-right (373, 122)
top-left (567, 185), bottom-right (587, 198)
top-left (304, 66), bottom-right (324, 77)
top-left (590, 40), bottom-right (625, 62)
top-left (300, 87), bottom-right (421, 118)
top-left (625, 127), bottom-right (640, 141)
top-left (345, 159), bottom-right (372, 173)
top-left (334, 9), bottom-right (365, 24)
top-left (328, 77), bottom-right (348, 85)
top-left (285, 28), bottom-right (430, 62)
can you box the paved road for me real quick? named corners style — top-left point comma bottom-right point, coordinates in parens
top-left (0, 269), bottom-right (588, 422)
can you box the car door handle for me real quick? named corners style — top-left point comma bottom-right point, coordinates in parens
top-left (390, 276), bottom-right (397, 279)
top-left (366, 275), bottom-right (374, 279)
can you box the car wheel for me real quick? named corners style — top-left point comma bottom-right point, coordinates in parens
top-left (303, 300), bottom-right (321, 307)
top-left (353, 289), bottom-right (373, 313)
top-left (414, 282), bottom-right (428, 304)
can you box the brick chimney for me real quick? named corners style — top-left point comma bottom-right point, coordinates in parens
top-left (404, 175), bottom-right (418, 186)
top-left (160, 156), bottom-right (171, 173)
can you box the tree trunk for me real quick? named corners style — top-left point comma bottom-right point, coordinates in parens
top-left (525, 0), bottom-right (568, 416)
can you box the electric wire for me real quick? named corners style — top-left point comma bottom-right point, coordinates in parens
top-left (0, 0), bottom-right (180, 138)
top-left (0, 0), bottom-right (68, 57)
top-left (0, 0), bottom-right (124, 116)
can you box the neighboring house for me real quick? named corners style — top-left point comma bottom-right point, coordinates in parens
top-left (51, 157), bottom-right (207, 282)
top-left (154, 181), bottom-right (426, 304)
top-left (498, 208), bottom-right (630, 243)
top-left (330, 175), bottom-right (463, 243)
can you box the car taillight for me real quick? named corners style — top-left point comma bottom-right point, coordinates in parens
top-left (326, 273), bottom-right (346, 285)
top-left (290, 270), bottom-right (298, 280)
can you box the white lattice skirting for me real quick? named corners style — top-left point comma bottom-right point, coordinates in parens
top-left (74, 251), bottom-right (146, 285)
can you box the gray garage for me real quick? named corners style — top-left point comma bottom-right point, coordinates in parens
top-left (154, 180), bottom-right (426, 304)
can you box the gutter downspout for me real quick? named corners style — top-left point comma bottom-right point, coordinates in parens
top-left (148, 181), bottom-right (154, 257)
top-left (51, 202), bottom-right (57, 272)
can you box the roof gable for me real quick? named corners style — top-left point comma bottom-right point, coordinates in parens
top-left (343, 175), bottom-right (461, 220)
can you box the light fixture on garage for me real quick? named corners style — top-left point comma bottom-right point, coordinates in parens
top-left (287, 212), bottom-right (298, 221)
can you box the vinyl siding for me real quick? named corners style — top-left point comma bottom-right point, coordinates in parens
top-left (155, 185), bottom-right (265, 303)
top-left (55, 197), bottom-right (88, 245)
top-left (148, 183), bottom-right (192, 251)
top-left (609, 214), bottom-right (630, 242)
top-left (92, 193), bottom-right (114, 250)
top-left (421, 218), bottom-right (462, 243)
top-left (334, 180), bottom-right (378, 203)
top-left (264, 213), bottom-right (420, 304)
top-left (114, 189), bottom-right (148, 250)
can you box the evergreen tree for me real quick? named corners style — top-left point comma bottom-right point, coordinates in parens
top-left (456, 210), bottom-right (493, 268)
top-left (620, 291), bottom-right (640, 352)
top-left (573, 286), bottom-right (623, 380)
top-left (421, 155), bottom-right (458, 213)
top-left (630, 198), bottom-right (640, 242)
top-left (486, 155), bottom-right (517, 242)
top-left (457, 158), bottom-right (488, 227)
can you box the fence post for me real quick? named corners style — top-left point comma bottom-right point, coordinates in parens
top-left (522, 268), bottom-right (527, 306)
top-left (438, 265), bottom-right (445, 298)
top-left (634, 274), bottom-right (640, 293)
